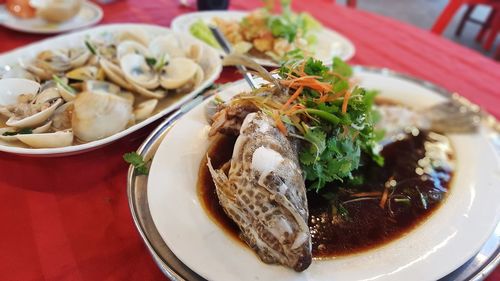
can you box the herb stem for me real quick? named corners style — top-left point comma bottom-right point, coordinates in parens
top-left (295, 108), bottom-right (347, 125)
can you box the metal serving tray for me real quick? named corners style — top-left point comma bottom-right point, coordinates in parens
top-left (127, 68), bottom-right (500, 281)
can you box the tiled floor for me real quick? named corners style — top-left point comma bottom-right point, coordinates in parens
top-left (339, 0), bottom-right (500, 58)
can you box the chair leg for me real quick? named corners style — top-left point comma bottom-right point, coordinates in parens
top-left (476, 9), bottom-right (496, 42)
top-left (455, 4), bottom-right (476, 37)
top-left (482, 10), bottom-right (500, 51)
top-left (432, 0), bottom-right (464, 34)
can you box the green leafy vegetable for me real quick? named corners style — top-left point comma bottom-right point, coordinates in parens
top-left (266, 0), bottom-right (322, 43)
top-left (189, 20), bottom-right (221, 48)
top-left (123, 152), bottom-right (149, 175)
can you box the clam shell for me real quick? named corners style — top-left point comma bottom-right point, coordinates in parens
top-left (52, 102), bottom-right (73, 131)
top-left (149, 35), bottom-right (185, 58)
top-left (99, 59), bottom-right (134, 90)
top-left (131, 84), bottom-right (165, 99)
top-left (16, 130), bottom-right (73, 148)
top-left (57, 83), bottom-right (77, 102)
top-left (32, 121), bottom-right (53, 134)
top-left (6, 98), bottom-right (63, 128)
top-left (72, 91), bottom-right (132, 142)
top-left (84, 80), bottom-right (121, 95)
top-left (66, 66), bottom-right (104, 81)
top-left (116, 30), bottom-right (150, 46)
top-left (134, 99), bottom-right (158, 121)
top-left (159, 57), bottom-right (198, 90)
top-left (117, 40), bottom-right (151, 60)
top-left (68, 47), bottom-right (91, 68)
top-left (120, 53), bottom-right (160, 90)
top-left (0, 127), bottom-right (18, 142)
top-left (0, 78), bottom-right (40, 106)
top-left (34, 88), bottom-right (61, 105)
top-left (186, 43), bottom-right (203, 63)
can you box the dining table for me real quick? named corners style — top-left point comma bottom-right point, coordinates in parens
top-left (0, 0), bottom-right (499, 280)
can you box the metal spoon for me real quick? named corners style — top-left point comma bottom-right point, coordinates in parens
top-left (209, 26), bottom-right (257, 90)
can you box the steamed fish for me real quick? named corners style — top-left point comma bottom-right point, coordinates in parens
top-left (208, 111), bottom-right (312, 271)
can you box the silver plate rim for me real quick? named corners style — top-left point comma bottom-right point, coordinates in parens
top-left (127, 66), bottom-right (500, 281)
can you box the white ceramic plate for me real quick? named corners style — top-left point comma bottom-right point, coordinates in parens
top-left (171, 11), bottom-right (356, 67)
top-left (0, 23), bottom-right (222, 156)
top-left (147, 70), bottom-right (500, 281)
top-left (0, 1), bottom-right (103, 34)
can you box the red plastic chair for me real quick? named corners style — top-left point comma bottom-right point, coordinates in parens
top-left (431, 0), bottom-right (499, 34)
top-left (482, 2), bottom-right (500, 51)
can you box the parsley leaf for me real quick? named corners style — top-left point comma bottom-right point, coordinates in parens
top-left (123, 152), bottom-right (149, 175)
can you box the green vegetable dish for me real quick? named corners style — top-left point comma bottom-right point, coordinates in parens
top-left (189, 0), bottom-right (323, 62)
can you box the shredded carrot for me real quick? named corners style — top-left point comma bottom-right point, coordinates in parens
top-left (379, 187), bottom-right (389, 209)
top-left (282, 86), bottom-right (304, 110)
top-left (342, 90), bottom-right (351, 113)
top-left (273, 111), bottom-right (288, 135)
top-left (379, 176), bottom-right (394, 209)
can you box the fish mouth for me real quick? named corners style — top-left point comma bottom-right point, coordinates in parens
top-left (293, 250), bottom-right (312, 272)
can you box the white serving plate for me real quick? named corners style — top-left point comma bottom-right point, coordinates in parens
top-left (0, 23), bottom-right (222, 156)
top-left (171, 10), bottom-right (356, 67)
top-left (0, 1), bottom-right (103, 34)
top-left (147, 70), bottom-right (500, 281)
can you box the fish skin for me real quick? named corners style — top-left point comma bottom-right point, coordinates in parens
top-left (208, 111), bottom-right (312, 272)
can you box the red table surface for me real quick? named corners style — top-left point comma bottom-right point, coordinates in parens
top-left (0, 1), bottom-right (499, 280)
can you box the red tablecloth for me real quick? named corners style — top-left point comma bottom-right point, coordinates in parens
top-left (0, 1), bottom-right (499, 280)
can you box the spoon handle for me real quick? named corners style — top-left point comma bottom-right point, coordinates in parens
top-left (209, 26), bottom-right (257, 90)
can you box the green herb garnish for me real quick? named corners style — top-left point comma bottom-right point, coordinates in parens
top-left (52, 75), bottom-right (77, 94)
top-left (84, 40), bottom-right (97, 55)
top-left (145, 57), bottom-right (157, 67)
top-left (266, 0), bottom-right (322, 43)
top-left (123, 152), bottom-right (149, 175)
top-left (2, 128), bottom-right (33, 136)
top-left (277, 56), bottom-right (384, 191)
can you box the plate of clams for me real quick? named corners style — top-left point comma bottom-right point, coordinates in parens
top-left (0, 23), bottom-right (222, 156)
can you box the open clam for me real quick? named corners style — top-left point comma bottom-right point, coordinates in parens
top-left (149, 34), bottom-right (185, 58)
top-left (115, 30), bottom-right (150, 46)
top-left (99, 59), bottom-right (134, 90)
top-left (0, 127), bottom-right (18, 142)
top-left (120, 53), bottom-right (160, 90)
top-left (159, 57), bottom-right (198, 90)
top-left (6, 98), bottom-right (63, 128)
top-left (66, 66), bottom-right (104, 81)
top-left (72, 91), bottom-right (132, 142)
top-left (16, 130), bottom-right (74, 148)
top-left (134, 99), bottom-right (158, 121)
top-left (52, 102), bottom-right (73, 131)
top-left (0, 78), bottom-right (40, 106)
top-left (117, 40), bottom-right (152, 60)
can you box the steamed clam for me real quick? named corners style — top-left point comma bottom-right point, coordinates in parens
top-left (0, 29), bottom-right (211, 149)
top-left (72, 91), bottom-right (132, 142)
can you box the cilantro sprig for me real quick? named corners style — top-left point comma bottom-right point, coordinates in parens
top-left (123, 152), bottom-right (149, 175)
top-left (277, 56), bottom-right (384, 191)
